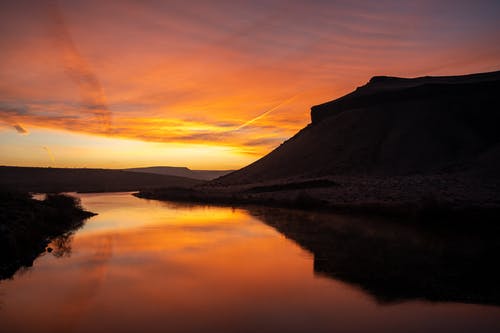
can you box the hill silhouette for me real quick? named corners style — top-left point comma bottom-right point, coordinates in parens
top-left (217, 70), bottom-right (500, 184)
top-left (124, 166), bottom-right (233, 180)
top-left (0, 166), bottom-right (202, 193)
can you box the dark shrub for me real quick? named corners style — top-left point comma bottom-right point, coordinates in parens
top-left (43, 194), bottom-right (82, 211)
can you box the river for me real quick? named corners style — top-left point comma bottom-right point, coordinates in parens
top-left (1, 192), bottom-right (499, 333)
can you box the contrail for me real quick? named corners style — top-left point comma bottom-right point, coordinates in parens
top-left (42, 146), bottom-right (56, 163)
top-left (47, 0), bottom-right (111, 133)
top-left (235, 95), bottom-right (298, 131)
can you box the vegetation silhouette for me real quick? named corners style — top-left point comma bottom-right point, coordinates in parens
top-left (0, 192), bottom-right (95, 280)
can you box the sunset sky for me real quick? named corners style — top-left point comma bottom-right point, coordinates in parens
top-left (1, 0), bottom-right (499, 169)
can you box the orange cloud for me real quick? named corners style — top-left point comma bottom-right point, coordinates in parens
top-left (13, 123), bottom-right (29, 134)
top-left (47, 0), bottom-right (111, 133)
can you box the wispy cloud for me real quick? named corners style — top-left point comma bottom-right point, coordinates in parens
top-left (13, 123), bottom-right (28, 134)
top-left (42, 146), bottom-right (56, 163)
top-left (47, 0), bottom-right (111, 132)
top-left (0, 104), bottom-right (29, 134)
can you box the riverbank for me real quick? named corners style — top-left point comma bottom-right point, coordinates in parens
top-left (0, 192), bottom-right (96, 280)
top-left (135, 173), bottom-right (500, 223)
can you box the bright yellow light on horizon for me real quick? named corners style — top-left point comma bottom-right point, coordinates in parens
top-left (0, 127), bottom-right (259, 170)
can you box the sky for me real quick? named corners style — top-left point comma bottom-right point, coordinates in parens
top-left (1, 0), bottom-right (499, 169)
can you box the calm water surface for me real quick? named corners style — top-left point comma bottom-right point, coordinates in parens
top-left (1, 192), bottom-right (500, 333)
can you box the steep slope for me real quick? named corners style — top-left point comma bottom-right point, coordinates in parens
top-left (216, 70), bottom-right (500, 185)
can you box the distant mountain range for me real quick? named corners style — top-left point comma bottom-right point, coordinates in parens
top-left (123, 166), bottom-right (233, 181)
top-left (0, 166), bottom-right (202, 193)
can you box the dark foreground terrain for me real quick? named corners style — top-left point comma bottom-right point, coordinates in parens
top-left (0, 192), bottom-right (95, 280)
top-left (137, 71), bottom-right (500, 218)
top-left (136, 173), bottom-right (500, 221)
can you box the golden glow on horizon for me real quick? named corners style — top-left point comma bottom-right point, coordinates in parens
top-left (0, 127), bottom-right (257, 169)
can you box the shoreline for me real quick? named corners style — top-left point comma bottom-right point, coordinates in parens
top-left (134, 175), bottom-right (500, 225)
top-left (0, 192), bottom-right (96, 280)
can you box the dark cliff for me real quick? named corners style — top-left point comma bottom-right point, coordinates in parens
top-left (215, 70), bottom-right (500, 185)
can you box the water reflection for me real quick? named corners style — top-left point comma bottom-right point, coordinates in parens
top-left (248, 208), bottom-right (500, 306)
top-left (0, 220), bottom-right (84, 281)
top-left (1, 193), bottom-right (500, 333)
top-left (48, 232), bottom-right (75, 258)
